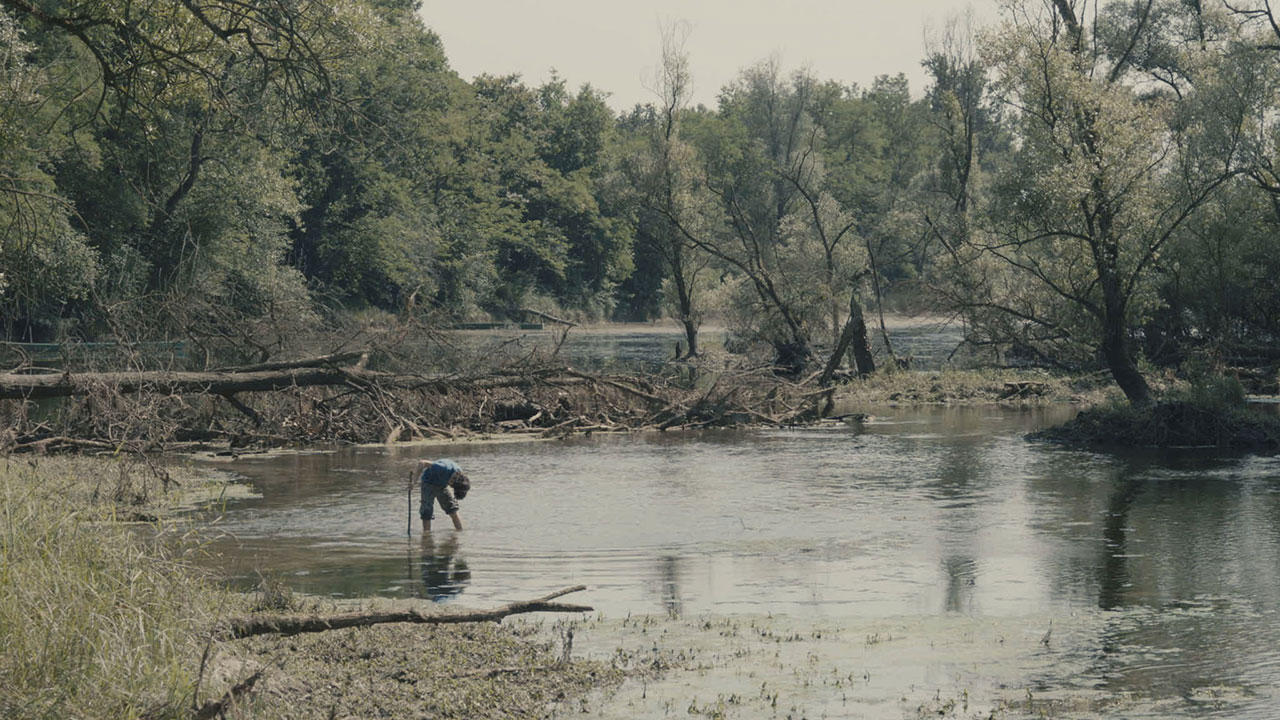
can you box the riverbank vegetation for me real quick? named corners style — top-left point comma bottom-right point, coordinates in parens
top-left (0, 457), bottom-right (222, 719)
top-left (0, 456), bottom-right (620, 719)
top-left (5, 3), bottom-right (1280, 444)
top-left (1033, 374), bottom-right (1280, 450)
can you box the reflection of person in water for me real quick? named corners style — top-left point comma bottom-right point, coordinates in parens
top-left (421, 533), bottom-right (471, 602)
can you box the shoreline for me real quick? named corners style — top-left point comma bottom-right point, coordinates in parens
top-left (182, 366), bottom-right (1114, 462)
top-left (10, 395), bottom-right (1276, 718)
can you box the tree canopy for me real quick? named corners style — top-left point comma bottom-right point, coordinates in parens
top-left (3, 0), bottom-right (1279, 401)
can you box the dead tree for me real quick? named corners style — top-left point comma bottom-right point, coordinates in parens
top-left (218, 586), bottom-right (592, 640)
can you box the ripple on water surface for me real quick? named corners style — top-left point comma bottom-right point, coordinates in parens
top-left (194, 405), bottom-right (1280, 717)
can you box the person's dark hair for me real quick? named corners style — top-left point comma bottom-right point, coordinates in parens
top-left (450, 471), bottom-right (470, 500)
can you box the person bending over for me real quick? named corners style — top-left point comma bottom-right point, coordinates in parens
top-left (415, 458), bottom-right (470, 532)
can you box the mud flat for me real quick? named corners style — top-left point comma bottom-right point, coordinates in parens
top-left (561, 609), bottom-right (1260, 719)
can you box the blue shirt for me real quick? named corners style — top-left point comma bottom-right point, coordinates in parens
top-left (421, 458), bottom-right (461, 487)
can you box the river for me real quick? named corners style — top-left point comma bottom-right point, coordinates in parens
top-left (192, 403), bottom-right (1280, 718)
top-left (451, 317), bottom-right (969, 372)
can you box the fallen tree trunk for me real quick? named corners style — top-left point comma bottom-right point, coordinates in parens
top-left (213, 350), bottom-right (369, 373)
top-left (219, 586), bottom-right (592, 640)
top-left (2, 356), bottom-right (828, 453)
top-left (0, 366), bottom-right (361, 400)
top-left (0, 363), bottom-right (590, 400)
top-left (520, 307), bottom-right (578, 327)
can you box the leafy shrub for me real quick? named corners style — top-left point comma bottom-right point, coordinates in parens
top-left (1034, 375), bottom-right (1280, 449)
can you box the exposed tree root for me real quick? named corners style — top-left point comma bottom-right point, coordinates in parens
top-left (193, 669), bottom-right (264, 720)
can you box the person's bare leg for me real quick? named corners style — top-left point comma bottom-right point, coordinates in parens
top-left (448, 512), bottom-right (463, 530)
top-left (423, 518), bottom-right (432, 533)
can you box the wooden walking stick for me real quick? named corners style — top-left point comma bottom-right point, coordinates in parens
top-left (407, 475), bottom-right (412, 536)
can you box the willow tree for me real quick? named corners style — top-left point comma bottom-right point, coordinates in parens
top-left (977, 0), bottom-right (1256, 406)
top-left (685, 61), bottom-right (875, 376)
top-left (625, 21), bottom-right (714, 356)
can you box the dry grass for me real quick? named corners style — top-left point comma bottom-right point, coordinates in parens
top-left (0, 456), bottom-right (621, 720)
top-left (0, 456), bottom-right (229, 720)
top-left (219, 620), bottom-right (622, 719)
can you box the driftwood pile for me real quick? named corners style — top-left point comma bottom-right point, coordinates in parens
top-left (1, 350), bottom-right (839, 454)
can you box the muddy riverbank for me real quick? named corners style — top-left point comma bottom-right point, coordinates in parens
top-left (562, 609), bottom-right (1259, 719)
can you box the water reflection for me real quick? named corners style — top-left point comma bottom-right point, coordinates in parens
top-left (1018, 450), bottom-right (1280, 708)
top-left (1098, 471), bottom-right (1144, 611)
top-left (926, 419), bottom-right (989, 615)
top-left (419, 533), bottom-right (470, 602)
top-left (193, 407), bottom-right (1280, 715)
top-left (652, 555), bottom-right (683, 617)
top-left (941, 555), bottom-right (978, 613)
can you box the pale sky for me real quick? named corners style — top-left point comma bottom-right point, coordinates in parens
top-left (418, 1), bottom-right (1002, 111)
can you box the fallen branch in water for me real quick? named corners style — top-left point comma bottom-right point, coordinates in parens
top-left (218, 586), bottom-right (592, 639)
top-left (561, 368), bottom-right (666, 405)
top-left (10, 436), bottom-right (120, 453)
top-left (0, 366), bottom-right (368, 400)
top-left (2, 356), bottom-right (844, 454)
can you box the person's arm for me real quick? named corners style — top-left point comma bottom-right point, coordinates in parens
top-left (447, 511), bottom-right (462, 531)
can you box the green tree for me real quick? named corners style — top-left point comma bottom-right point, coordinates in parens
top-left (975, 0), bottom-right (1254, 405)
top-left (622, 22), bottom-right (715, 355)
top-left (289, 10), bottom-right (457, 310)
top-left (0, 10), bottom-right (96, 340)
top-left (684, 61), bottom-right (880, 376)
top-left (1154, 178), bottom-right (1280, 362)
top-left (818, 74), bottom-right (933, 366)
top-left (1, 0), bottom-right (355, 348)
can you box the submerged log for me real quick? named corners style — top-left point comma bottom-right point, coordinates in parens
top-left (219, 586), bottom-right (593, 640)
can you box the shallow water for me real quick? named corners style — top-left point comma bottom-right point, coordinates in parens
top-left (195, 405), bottom-right (1280, 717)
top-left (460, 320), bottom-right (966, 372)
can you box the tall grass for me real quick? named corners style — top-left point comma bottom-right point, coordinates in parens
top-left (0, 458), bottom-right (226, 720)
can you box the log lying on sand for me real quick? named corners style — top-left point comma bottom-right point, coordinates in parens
top-left (219, 586), bottom-right (593, 640)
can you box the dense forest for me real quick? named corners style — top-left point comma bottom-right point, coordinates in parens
top-left (4, 0), bottom-right (1280, 406)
